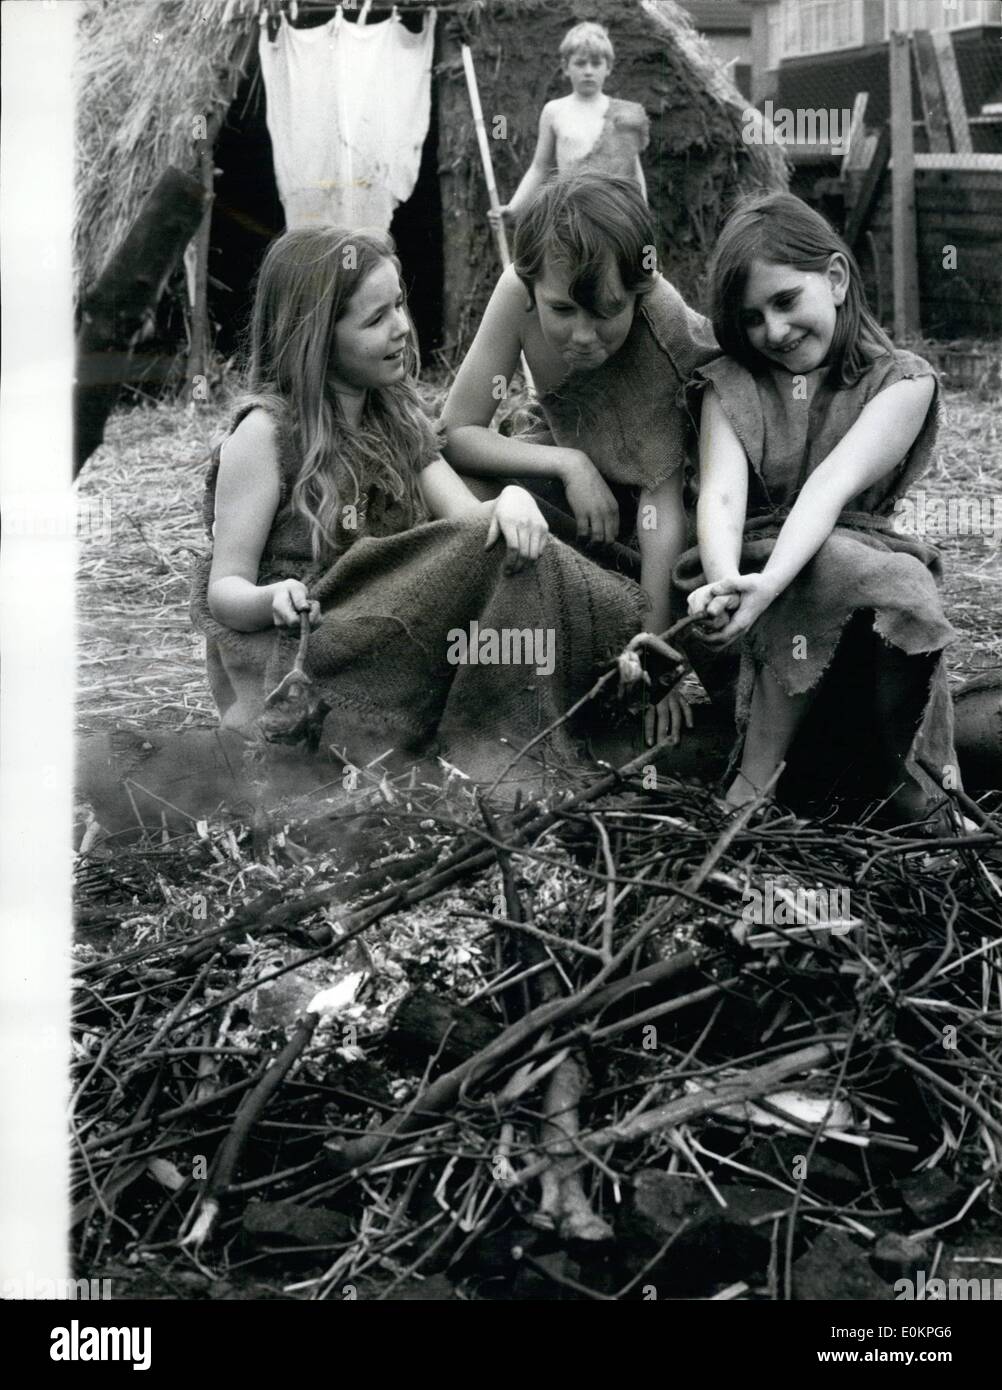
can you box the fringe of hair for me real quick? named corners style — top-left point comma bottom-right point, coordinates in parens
top-left (513, 172), bottom-right (658, 316)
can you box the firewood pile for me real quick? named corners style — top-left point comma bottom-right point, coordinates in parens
top-left (71, 730), bottom-right (1002, 1301)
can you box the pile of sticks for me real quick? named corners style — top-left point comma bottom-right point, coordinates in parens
top-left (72, 726), bottom-right (1002, 1298)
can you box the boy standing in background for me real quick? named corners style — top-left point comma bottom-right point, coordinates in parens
top-left (491, 22), bottom-right (650, 229)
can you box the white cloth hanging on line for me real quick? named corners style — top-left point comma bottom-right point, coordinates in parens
top-left (259, 6), bottom-right (436, 232)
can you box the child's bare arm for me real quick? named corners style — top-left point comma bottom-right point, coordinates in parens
top-left (208, 411), bottom-right (317, 632)
top-left (638, 470), bottom-right (687, 637)
top-left (701, 376), bottom-right (936, 648)
top-left (695, 388), bottom-right (749, 584)
top-left (638, 469), bottom-right (693, 745)
top-left (503, 104), bottom-right (558, 219)
top-left (418, 457), bottom-right (549, 571)
top-left (758, 376), bottom-right (935, 602)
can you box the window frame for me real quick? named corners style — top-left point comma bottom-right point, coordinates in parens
top-left (884, 0), bottom-right (997, 38)
top-left (767, 0), bottom-right (866, 64)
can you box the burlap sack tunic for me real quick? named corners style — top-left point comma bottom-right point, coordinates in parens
top-left (189, 402), bottom-right (646, 781)
top-left (672, 347), bottom-right (960, 814)
top-left (561, 98), bottom-right (650, 185)
top-left (505, 274), bottom-right (719, 568)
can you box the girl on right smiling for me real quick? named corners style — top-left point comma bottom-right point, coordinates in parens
top-left (676, 192), bottom-right (960, 824)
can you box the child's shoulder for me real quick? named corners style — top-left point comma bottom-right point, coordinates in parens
top-left (219, 403), bottom-right (278, 458)
top-left (230, 402), bottom-right (281, 440)
top-left (496, 262), bottom-right (533, 313)
top-left (860, 344), bottom-right (937, 385)
top-left (693, 354), bottom-right (757, 395)
top-left (851, 345), bottom-right (938, 417)
top-left (608, 97), bottom-right (648, 128)
top-left (540, 95), bottom-right (571, 119)
top-left (217, 399), bottom-right (293, 480)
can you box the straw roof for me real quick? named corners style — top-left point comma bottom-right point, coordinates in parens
top-left (74, 1), bottom-right (787, 333)
top-left (75, 0), bottom-right (257, 294)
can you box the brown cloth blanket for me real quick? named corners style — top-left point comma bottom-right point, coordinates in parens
top-left (672, 349), bottom-right (961, 816)
top-left (190, 404), bottom-right (645, 784)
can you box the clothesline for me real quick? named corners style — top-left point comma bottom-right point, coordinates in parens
top-left (256, 0), bottom-right (471, 16)
top-left (258, 0), bottom-right (436, 230)
top-left (250, 0), bottom-right (473, 40)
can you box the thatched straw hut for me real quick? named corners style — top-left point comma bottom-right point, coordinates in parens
top-left (75, 0), bottom-right (786, 380)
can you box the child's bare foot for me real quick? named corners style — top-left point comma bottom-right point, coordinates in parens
top-left (723, 769), bottom-right (770, 809)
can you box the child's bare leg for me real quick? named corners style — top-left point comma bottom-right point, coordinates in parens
top-left (726, 664), bottom-right (812, 807)
top-left (873, 646), bottom-right (939, 823)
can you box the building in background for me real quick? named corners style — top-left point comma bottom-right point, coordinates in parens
top-left (680, 2), bottom-right (752, 97)
top-left (743, 0), bottom-right (1000, 149)
top-left (740, 1), bottom-right (1001, 339)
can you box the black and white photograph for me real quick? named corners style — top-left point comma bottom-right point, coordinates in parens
top-left (2, 0), bottom-right (1001, 1344)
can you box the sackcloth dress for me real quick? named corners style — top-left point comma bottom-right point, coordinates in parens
top-left (672, 347), bottom-right (961, 816)
top-left (189, 402), bottom-right (646, 787)
top-left (559, 98), bottom-right (650, 186)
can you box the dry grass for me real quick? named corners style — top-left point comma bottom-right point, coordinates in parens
top-left (75, 383), bottom-right (1002, 736)
top-left (75, 399), bottom-right (225, 735)
top-left (918, 391), bottom-right (1002, 683)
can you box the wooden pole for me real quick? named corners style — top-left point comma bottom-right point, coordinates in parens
top-left (930, 28), bottom-right (973, 154)
top-left (889, 31), bottom-right (920, 340)
top-left (461, 42), bottom-right (511, 266)
top-left (460, 42), bottom-right (535, 394)
top-left (912, 29), bottom-right (951, 154)
top-left (186, 132), bottom-right (215, 394)
top-left (840, 91), bottom-right (869, 179)
top-left (844, 124), bottom-right (890, 250)
top-left (186, 22), bottom-right (260, 401)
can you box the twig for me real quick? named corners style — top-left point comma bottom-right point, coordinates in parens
top-left (180, 1011), bottom-right (319, 1248)
top-left (483, 615), bottom-right (703, 799)
top-left (507, 1041), bottom-right (846, 1187)
top-left (592, 814), bottom-right (616, 964)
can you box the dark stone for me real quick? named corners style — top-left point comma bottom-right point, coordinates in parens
top-left (392, 1274), bottom-right (459, 1301)
top-left (871, 1233), bottom-right (929, 1281)
top-left (616, 1172), bottom-right (772, 1293)
top-left (799, 1154), bottom-right (862, 1201)
top-left (898, 1171), bottom-right (968, 1227)
top-left (511, 1250), bottom-right (585, 1301)
top-left (743, 1138), bottom-right (861, 1201)
top-left (448, 1225), bottom-right (543, 1282)
top-left (630, 1170), bottom-right (715, 1235)
top-left (793, 1229), bottom-right (892, 1301)
top-left (241, 1201), bottom-right (352, 1247)
top-left (386, 990), bottom-right (500, 1069)
top-left (743, 1136), bottom-right (802, 1181)
top-left (322, 1057), bottom-right (394, 1112)
top-left (718, 1185), bottom-right (794, 1225)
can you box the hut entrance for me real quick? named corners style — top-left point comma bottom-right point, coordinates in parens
top-left (208, 4), bottom-right (444, 366)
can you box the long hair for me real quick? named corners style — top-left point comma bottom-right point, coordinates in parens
top-left (513, 172), bottom-right (658, 316)
top-left (242, 227), bottom-right (438, 561)
top-left (709, 192), bottom-right (893, 386)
